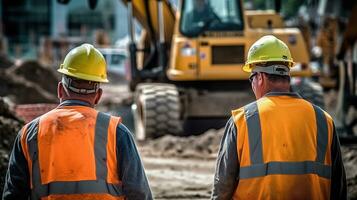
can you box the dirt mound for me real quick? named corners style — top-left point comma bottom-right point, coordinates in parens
top-left (0, 53), bottom-right (13, 69)
top-left (0, 60), bottom-right (59, 104)
top-left (7, 60), bottom-right (60, 95)
top-left (140, 129), bottom-right (224, 159)
top-left (0, 97), bottom-right (24, 190)
top-left (342, 146), bottom-right (357, 199)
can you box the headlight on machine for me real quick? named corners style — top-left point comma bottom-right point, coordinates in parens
top-left (180, 43), bottom-right (196, 57)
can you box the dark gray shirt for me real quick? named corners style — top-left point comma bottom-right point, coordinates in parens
top-left (2, 100), bottom-right (153, 200)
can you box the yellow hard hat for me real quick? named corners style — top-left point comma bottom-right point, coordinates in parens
top-left (58, 43), bottom-right (108, 82)
top-left (243, 35), bottom-right (294, 73)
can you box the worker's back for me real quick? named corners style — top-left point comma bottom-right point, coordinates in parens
top-left (232, 93), bottom-right (332, 199)
top-left (21, 105), bottom-right (124, 199)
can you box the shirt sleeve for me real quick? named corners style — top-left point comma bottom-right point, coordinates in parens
top-left (330, 124), bottom-right (347, 200)
top-left (211, 116), bottom-right (239, 200)
top-left (2, 129), bottom-right (31, 200)
top-left (116, 124), bottom-right (153, 200)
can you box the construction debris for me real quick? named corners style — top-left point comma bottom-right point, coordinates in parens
top-left (139, 129), bottom-right (224, 159)
top-left (0, 53), bottom-right (13, 69)
top-left (0, 97), bottom-right (24, 190)
top-left (342, 146), bottom-right (357, 199)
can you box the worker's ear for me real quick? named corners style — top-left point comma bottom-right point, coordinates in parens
top-left (58, 82), bottom-right (64, 99)
top-left (94, 88), bottom-right (103, 105)
top-left (257, 72), bottom-right (264, 86)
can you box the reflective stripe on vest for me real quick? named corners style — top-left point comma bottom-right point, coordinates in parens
top-left (240, 102), bottom-right (331, 179)
top-left (27, 112), bottom-right (123, 199)
top-left (313, 105), bottom-right (328, 163)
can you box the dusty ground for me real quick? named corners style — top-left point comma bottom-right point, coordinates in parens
top-left (137, 130), bottom-right (223, 199)
top-left (342, 145), bottom-right (357, 199)
top-left (141, 156), bottom-right (215, 199)
top-left (100, 81), bottom-right (220, 199)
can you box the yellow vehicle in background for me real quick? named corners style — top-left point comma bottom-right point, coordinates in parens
top-left (125, 0), bottom-right (325, 139)
top-left (59, 0), bottom-right (325, 139)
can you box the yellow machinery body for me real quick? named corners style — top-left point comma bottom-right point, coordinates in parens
top-left (168, 9), bottom-right (311, 81)
top-left (120, 0), bottom-right (321, 139)
top-left (121, 0), bottom-right (312, 82)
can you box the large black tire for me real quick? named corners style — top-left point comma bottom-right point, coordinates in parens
top-left (291, 78), bottom-right (325, 109)
top-left (132, 83), bottom-right (182, 140)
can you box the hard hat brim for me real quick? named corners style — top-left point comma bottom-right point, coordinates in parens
top-left (243, 60), bottom-right (295, 73)
top-left (58, 68), bottom-right (109, 83)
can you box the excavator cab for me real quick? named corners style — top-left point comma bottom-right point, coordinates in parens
top-left (180, 0), bottom-right (243, 37)
top-left (167, 0), bottom-right (248, 81)
top-left (168, 0), bottom-right (316, 82)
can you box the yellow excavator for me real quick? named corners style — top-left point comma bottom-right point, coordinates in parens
top-left (58, 0), bottom-right (324, 140)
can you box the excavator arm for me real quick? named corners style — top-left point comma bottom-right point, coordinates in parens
top-left (57, 0), bottom-right (177, 80)
top-left (121, 0), bottom-right (177, 85)
top-left (120, 0), bottom-right (176, 45)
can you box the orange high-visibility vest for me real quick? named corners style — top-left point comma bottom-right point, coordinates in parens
top-left (20, 106), bottom-right (123, 200)
top-left (232, 94), bottom-right (333, 200)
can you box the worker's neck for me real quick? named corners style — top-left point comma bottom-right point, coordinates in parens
top-left (264, 83), bottom-right (290, 95)
top-left (60, 97), bottom-right (95, 107)
top-left (266, 88), bottom-right (290, 93)
top-left (262, 84), bottom-right (291, 96)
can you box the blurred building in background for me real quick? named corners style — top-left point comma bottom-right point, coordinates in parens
top-left (0, 0), bottom-right (129, 63)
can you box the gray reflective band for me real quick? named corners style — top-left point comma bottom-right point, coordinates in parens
top-left (265, 92), bottom-right (302, 98)
top-left (312, 105), bottom-right (328, 163)
top-left (253, 65), bottom-right (290, 76)
top-left (26, 118), bottom-right (46, 200)
top-left (95, 112), bottom-right (110, 179)
top-left (239, 161), bottom-right (331, 179)
top-left (33, 180), bottom-right (123, 197)
top-left (244, 102), bottom-right (263, 164)
top-left (28, 112), bottom-right (120, 198)
top-left (66, 85), bottom-right (97, 94)
top-left (241, 102), bottom-right (331, 180)
top-left (27, 118), bottom-right (40, 162)
top-left (62, 76), bottom-right (99, 94)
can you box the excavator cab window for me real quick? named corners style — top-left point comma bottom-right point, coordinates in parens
top-left (180, 0), bottom-right (244, 37)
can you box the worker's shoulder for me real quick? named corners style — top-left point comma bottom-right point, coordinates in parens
top-left (20, 116), bottom-right (40, 141)
top-left (322, 110), bottom-right (333, 122)
top-left (311, 103), bottom-right (334, 122)
top-left (293, 97), bottom-right (334, 123)
top-left (98, 112), bottom-right (133, 136)
top-left (115, 123), bottom-right (138, 145)
top-left (231, 105), bottom-right (245, 119)
top-left (36, 107), bottom-right (63, 121)
top-left (231, 100), bottom-right (259, 120)
top-left (116, 123), bottom-right (133, 136)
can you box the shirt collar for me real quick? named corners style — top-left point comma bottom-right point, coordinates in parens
top-left (59, 99), bottom-right (92, 107)
top-left (264, 91), bottom-right (302, 98)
